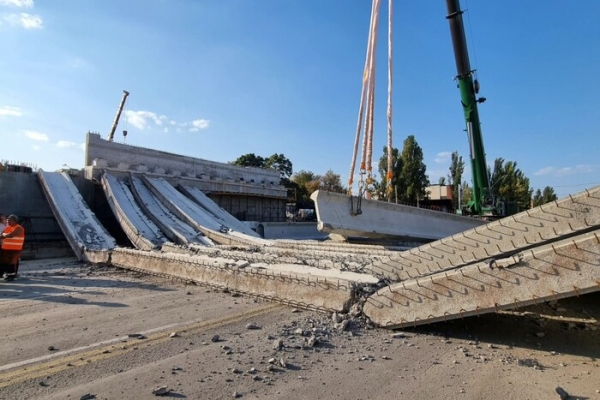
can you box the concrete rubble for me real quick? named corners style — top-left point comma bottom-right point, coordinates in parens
top-left (39, 164), bottom-right (600, 329)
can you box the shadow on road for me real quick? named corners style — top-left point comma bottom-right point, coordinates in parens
top-left (410, 291), bottom-right (600, 360)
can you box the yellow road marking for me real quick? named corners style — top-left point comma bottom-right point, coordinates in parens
top-left (0, 302), bottom-right (282, 389)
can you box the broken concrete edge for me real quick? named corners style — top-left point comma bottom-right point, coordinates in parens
top-left (83, 248), bottom-right (368, 314)
top-left (363, 229), bottom-right (600, 328)
top-left (368, 184), bottom-right (600, 282)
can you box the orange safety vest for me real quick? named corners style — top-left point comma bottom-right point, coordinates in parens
top-left (2, 224), bottom-right (25, 251)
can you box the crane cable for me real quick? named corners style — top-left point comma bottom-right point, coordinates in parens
top-left (348, 0), bottom-right (382, 214)
top-left (385, 0), bottom-right (394, 200)
top-left (348, 0), bottom-right (379, 195)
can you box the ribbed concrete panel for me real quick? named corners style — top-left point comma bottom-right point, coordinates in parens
top-left (129, 174), bottom-right (212, 246)
top-left (143, 176), bottom-right (271, 247)
top-left (311, 190), bottom-right (485, 241)
top-left (38, 171), bottom-right (115, 262)
top-left (101, 173), bottom-right (166, 250)
top-left (370, 185), bottom-right (600, 281)
top-left (179, 184), bottom-right (260, 238)
top-left (364, 230), bottom-right (600, 328)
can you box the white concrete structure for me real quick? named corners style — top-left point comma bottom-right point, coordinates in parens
top-left (84, 132), bottom-right (287, 199)
top-left (311, 190), bottom-right (485, 241)
top-left (38, 171), bottom-right (115, 262)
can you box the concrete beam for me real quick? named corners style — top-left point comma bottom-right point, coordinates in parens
top-left (370, 185), bottom-right (600, 281)
top-left (363, 229), bottom-right (600, 328)
top-left (109, 248), bottom-right (358, 312)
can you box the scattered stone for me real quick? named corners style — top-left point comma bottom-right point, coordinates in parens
top-left (273, 339), bottom-right (284, 351)
top-left (48, 346), bottom-right (57, 351)
top-left (268, 358), bottom-right (277, 364)
top-left (279, 358), bottom-right (287, 369)
top-left (172, 366), bottom-right (182, 371)
top-left (39, 381), bottom-right (49, 387)
top-left (186, 291), bottom-right (193, 295)
top-left (233, 391), bottom-right (241, 398)
top-left (246, 323), bottom-right (261, 330)
top-left (253, 375), bottom-right (262, 381)
top-left (336, 320), bottom-right (349, 332)
top-left (291, 308), bottom-right (300, 313)
top-left (536, 332), bottom-right (546, 338)
top-left (128, 333), bottom-right (144, 339)
top-left (305, 335), bottom-right (318, 348)
top-left (169, 332), bottom-right (179, 338)
top-left (332, 312), bottom-right (342, 324)
top-left (152, 386), bottom-right (170, 396)
top-left (555, 386), bottom-right (569, 400)
top-left (211, 335), bottom-right (220, 342)
top-left (390, 332), bottom-right (408, 339)
top-left (381, 355), bottom-right (390, 360)
top-left (80, 394), bottom-right (96, 400)
top-left (295, 328), bottom-right (304, 335)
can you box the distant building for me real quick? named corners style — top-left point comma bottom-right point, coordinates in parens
top-left (422, 184), bottom-right (454, 213)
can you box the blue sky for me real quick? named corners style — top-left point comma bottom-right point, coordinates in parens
top-left (1, 0), bottom-right (599, 198)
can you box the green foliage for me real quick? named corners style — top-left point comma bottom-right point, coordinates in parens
top-left (490, 158), bottom-right (532, 211)
top-left (399, 135), bottom-right (430, 204)
top-left (532, 186), bottom-right (558, 207)
top-left (264, 153), bottom-right (293, 180)
top-left (375, 136), bottom-right (429, 204)
top-left (376, 146), bottom-right (403, 202)
top-left (461, 181), bottom-right (473, 204)
top-left (232, 153), bottom-right (265, 168)
top-left (291, 170), bottom-right (321, 201)
top-left (320, 169), bottom-right (346, 193)
top-left (438, 176), bottom-right (446, 185)
top-left (448, 151), bottom-right (465, 210)
top-left (232, 152), bottom-right (293, 184)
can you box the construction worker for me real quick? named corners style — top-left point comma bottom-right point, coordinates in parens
top-left (0, 215), bottom-right (25, 281)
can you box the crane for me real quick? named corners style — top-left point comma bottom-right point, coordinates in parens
top-left (107, 90), bottom-right (130, 142)
top-left (445, 0), bottom-right (513, 219)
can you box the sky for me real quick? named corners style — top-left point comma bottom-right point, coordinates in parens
top-left (1, 0), bottom-right (599, 199)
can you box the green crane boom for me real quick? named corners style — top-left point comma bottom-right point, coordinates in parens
top-left (445, 0), bottom-right (499, 217)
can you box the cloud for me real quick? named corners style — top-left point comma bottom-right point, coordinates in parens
top-left (56, 140), bottom-right (77, 148)
top-left (0, 105), bottom-right (22, 117)
top-left (3, 12), bottom-right (42, 29)
top-left (189, 119), bottom-right (210, 132)
top-left (23, 130), bottom-right (49, 141)
top-left (434, 151), bottom-right (452, 164)
top-left (32, 144), bottom-right (41, 151)
top-left (79, 143), bottom-right (86, 151)
top-left (0, 0), bottom-right (34, 7)
top-left (124, 110), bottom-right (168, 130)
top-left (534, 165), bottom-right (597, 177)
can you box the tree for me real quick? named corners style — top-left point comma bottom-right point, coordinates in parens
top-left (232, 153), bottom-right (265, 168)
top-left (532, 186), bottom-right (558, 207)
top-left (320, 169), bottom-right (345, 193)
top-left (448, 151), bottom-right (465, 211)
top-left (399, 135), bottom-right (429, 204)
top-left (461, 180), bottom-right (473, 205)
top-left (490, 158), bottom-right (532, 211)
top-left (291, 170), bottom-right (321, 201)
top-left (264, 153), bottom-right (293, 180)
top-left (375, 146), bottom-right (403, 202)
top-left (232, 152), bottom-right (293, 186)
top-left (438, 176), bottom-right (446, 185)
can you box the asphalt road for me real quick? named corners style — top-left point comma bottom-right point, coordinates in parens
top-left (1, 258), bottom-right (599, 400)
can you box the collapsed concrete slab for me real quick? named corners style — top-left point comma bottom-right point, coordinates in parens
top-left (38, 171), bottom-right (116, 262)
top-left (101, 172), bottom-right (167, 250)
top-left (109, 248), bottom-right (363, 312)
top-left (129, 174), bottom-right (213, 246)
top-left (369, 185), bottom-right (600, 281)
top-left (363, 229), bottom-right (600, 328)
